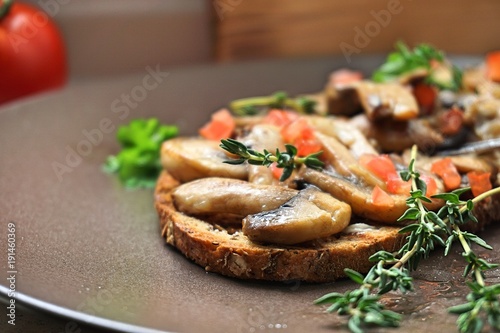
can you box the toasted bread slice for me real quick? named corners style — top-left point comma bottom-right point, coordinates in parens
top-left (155, 171), bottom-right (407, 282)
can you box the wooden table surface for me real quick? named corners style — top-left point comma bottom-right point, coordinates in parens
top-left (213, 0), bottom-right (500, 62)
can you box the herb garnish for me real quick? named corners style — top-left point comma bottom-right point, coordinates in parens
top-left (219, 138), bottom-right (324, 181)
top-left (315, 145), bottom-right (500, 333)
top-left (372, 42), bottom-right (463, 91)
top-left (103, 118), bottom-right (178, 188)
top-left (229, 91), bottom-right (317, 116)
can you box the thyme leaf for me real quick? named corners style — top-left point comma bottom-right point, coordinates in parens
top-left (316, 145), bottom-right (500, 332)
top-left (229, 91), bottom-right (317, 116)
top-left (219, 138), bottom-right (324, 182)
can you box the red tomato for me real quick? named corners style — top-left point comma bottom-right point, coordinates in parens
top-left (329, 69), bottom-right (363, 86)
top-left (281, 117), bottom-right (321, 156)
top-left (293, 137), bottom-right (322, 157)
top-left (386, 174), bottom-right (437, 196)
top-left (467, 171), bottom-right (492, 197)
top-left (0, 1), bottom-right (67, 104)
top-left (438, 108), bottom-right (464, 136)
top-left (430, 158), bottom-right (461, 191)
top-left (386, 174), bottom-right (411, 195)
top-left (486, 50), bottom-right (500, 82)
top-left (359, 154), bottom-right (438, 196)
top-left (281, 118), bottom-right (314, 143)
top-left (270, 163), bottom-right (283, 180)
top-left (199, 108), bottom-right (235, 141)
top-left (412, 83), bottom-right (437, 115)
top-left (359, 154), bottom-right (398, 182)
top-left (420, 175), bottom-right (438, 197)
top-left (263, 109), bottom-right (298, 128)
top-left (371, 185), bottom-right (395, 208)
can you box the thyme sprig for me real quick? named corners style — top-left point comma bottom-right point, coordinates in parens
top-left (229, 91), bottom-right (317, 116)
top-left (219, 138), bottom-right (323, 181)
top-left (316, 145), bottom-right (500, 333)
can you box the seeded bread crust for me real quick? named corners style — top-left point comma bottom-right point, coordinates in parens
top-left (154, 171), bottom-right (407, 282)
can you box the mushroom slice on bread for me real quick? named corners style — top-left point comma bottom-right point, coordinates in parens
top-left (242, 186), bottom-right (351, 245)
top-left (161, 137), bottom-right (248, 182)
top-left (326, 81), bottom-right (419, 121)
top-left (155, 171), bottom-right (406, 282)
top-left (238, 124), bottom-right (285, 185)
top-left (300, 168), bottom-right (442, 224)
top-left (172, 177), bottom-right (297, 225)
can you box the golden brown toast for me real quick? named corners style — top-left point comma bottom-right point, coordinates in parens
top-left (155, 171), bottom-right (406, 282)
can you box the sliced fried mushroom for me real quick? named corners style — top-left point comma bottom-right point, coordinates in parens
top-left (350, 114), bottom-right (413, 152)
top-left (314, 131), bottom-right (356, 177)
top-left (413, 153), bottom-right (495, 175)
top-left (161, 138), bottom-right (248, 182)
top-left (354, 81), bottom-right (419, 121)
top-left (478, 81), bottom-right (500, 99)
top-left (350, 114), bottom-right (444, 153)
top-left (326, 81), bottom-right (419, 121)
top-left (462, 66), bottom-right (487, 92)
top-left (450, 155), bottom-right (496, 174)
top-left (172, 177), bottom-right (297, 224)
top-left (325, 84), bottom-right (362, 116)
top-left (233, 115), bottom-right (265, 127)
top-left (465, 96), bottom-right (500, 140)
top-left (407, 119), bottom-right (444, 153)
top-left (239, 124), bottom-right (285, 185)
top-left (242, 186), bottom-right (351, 245)
top-left (306, 115), bottom-right (378, 158)
top-left (300, 168), bottom-right (442, 224)
top-left (314, 131), bottom-right (386, 189)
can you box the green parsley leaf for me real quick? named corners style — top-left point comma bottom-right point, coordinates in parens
top-left (372, 41), bottom-right (462, 91)
top-left (103, 118), bottom-right (178, 188)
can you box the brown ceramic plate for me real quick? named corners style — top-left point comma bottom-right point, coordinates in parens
top-left (1, 56), bottom-right (498, 333)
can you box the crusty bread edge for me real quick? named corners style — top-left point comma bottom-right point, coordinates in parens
top-left (154, 171), bottom-right (407, 282)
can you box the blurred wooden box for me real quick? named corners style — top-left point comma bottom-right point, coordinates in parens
top-left (213, 0), bottom-right (500, 62)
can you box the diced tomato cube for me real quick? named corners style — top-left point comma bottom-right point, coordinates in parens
top-left (420, 175), bottom-right (438, 196)
top-left (386, 174), bottom-right (437, 196)
top-left (486, 50), bottom-right (500, 82)
top-left (439, 108), bottom-right (464, 136)
top-left (270, 163), bottom-right (283, 180)
top-left (263, 109), bottom-right (298, 128)
top-left (358, 153), bottom-right (376, 166)
top-left (430, 158), bottom-right (461, 191)
top-left (199, 108), bottom-right (235, 141)
top-left (372, 186), bottom-right (395, 208)
top-left (329, 69), bottom-right (363, 86)
top-left (212, 108), bottom-right (233, 122)
top-left (280, 118), bottom-right (313, 142)
top-left (467, 171), bottom-right (492, 197)
top-left (359, 153), bottom-right (398, 182)
top-left (280, 117), bottom-right (322, 156)
top-left (386, 174), bottom-right (411, 195)
top-left (294, 137), bottom-right (322, 157)
top-left (413, 83), bottom-right (437, 115)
